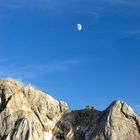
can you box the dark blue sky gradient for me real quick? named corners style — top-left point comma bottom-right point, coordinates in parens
top-left (0, 0), bottom-right (140, 115)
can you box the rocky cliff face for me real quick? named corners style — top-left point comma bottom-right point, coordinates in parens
top-left (0, 79), bottom-right (140, 140)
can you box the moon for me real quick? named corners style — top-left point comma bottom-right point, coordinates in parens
top-left (77, 24), bottom-right (82, 31)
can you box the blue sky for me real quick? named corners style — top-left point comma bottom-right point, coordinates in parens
top-left (0, 0), bottom-right (140, 115)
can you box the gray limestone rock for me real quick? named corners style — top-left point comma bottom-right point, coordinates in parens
top-left (0, 78), bottom-right (140, 140)
top-left (0, 79), bottom-right (68, 140)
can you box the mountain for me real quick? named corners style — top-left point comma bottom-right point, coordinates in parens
top-left (0, 78), bottom-right (140, 140)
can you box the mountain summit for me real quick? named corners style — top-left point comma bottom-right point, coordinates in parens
top-left (0, 79), bottom-right (140, 140)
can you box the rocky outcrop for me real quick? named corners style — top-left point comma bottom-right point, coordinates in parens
top-left (0, 79), bottom-right (68, 140)
top-left (0, 78), bottom-right (140, 140)
top-left (52, 101), bottom-right (140, 140)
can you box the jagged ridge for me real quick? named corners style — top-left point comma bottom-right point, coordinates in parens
top-left (0, 78), bottom-right (140, 140)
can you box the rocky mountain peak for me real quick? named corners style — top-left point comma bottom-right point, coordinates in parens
top-left (0, 78), bottom-right (140, 140)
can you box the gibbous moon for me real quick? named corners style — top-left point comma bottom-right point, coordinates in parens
top-left (77, 24), bottom-right (82, 31)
